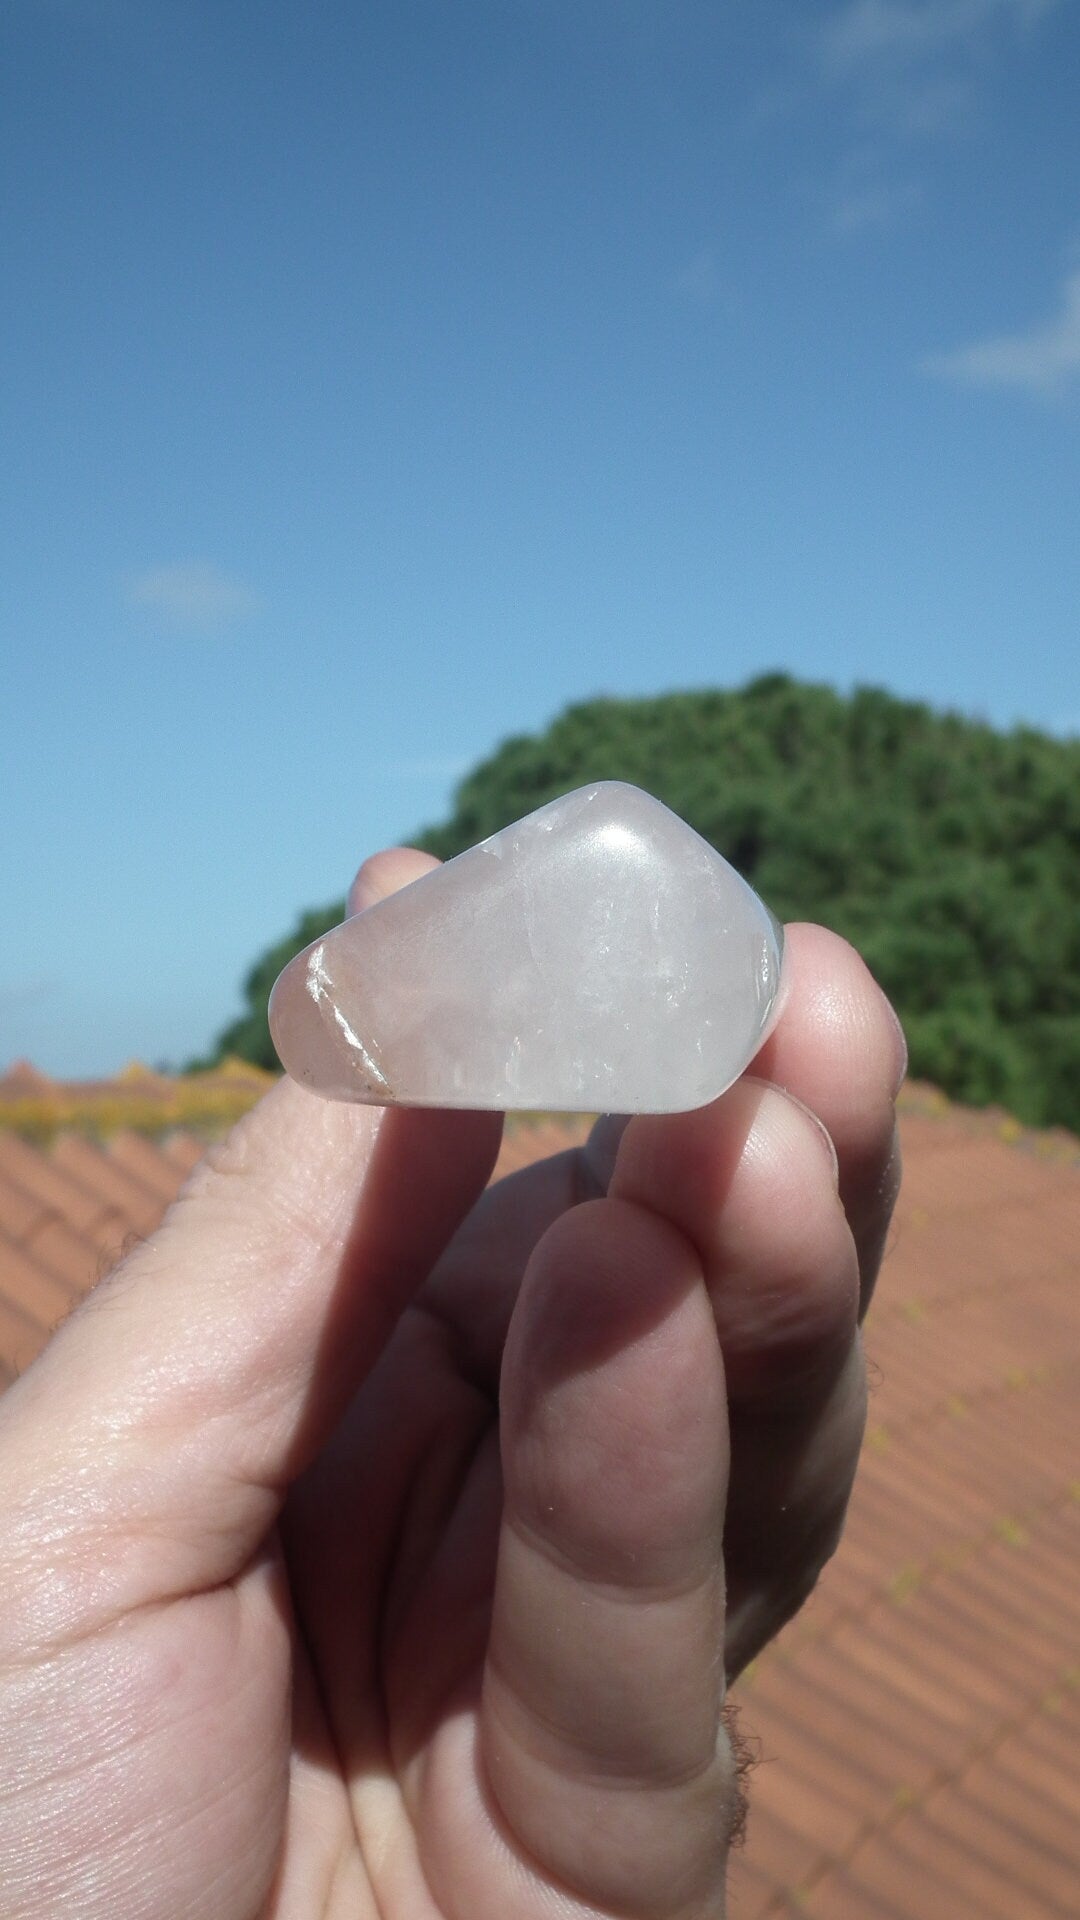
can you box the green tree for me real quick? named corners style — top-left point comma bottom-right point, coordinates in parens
top-left (204, 677), bottom-right (1080, 1131)
top-left (199, 902), bottom-right (345, 1073)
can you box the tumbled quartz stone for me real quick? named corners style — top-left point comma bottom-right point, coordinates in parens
top-left (269, 781), bottom-right (783, 1113)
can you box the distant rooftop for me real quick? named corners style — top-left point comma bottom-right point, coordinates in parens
top-left (0, 1071), bottom-right (1076, 1917)
top-left (0, 1054), bottom-right (275, 1146)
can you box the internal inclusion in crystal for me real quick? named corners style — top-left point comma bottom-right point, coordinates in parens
top-left (269, 781), bottom-right (784, 1113)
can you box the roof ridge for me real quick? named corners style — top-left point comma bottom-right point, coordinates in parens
top-left (0, 1132), bottom-right (133, 1231)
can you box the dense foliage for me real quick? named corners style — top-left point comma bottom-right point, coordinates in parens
top-left (207, 905), bottom-right (347, 1074)
top-left (208, 676), bottom-right (1080, 1131)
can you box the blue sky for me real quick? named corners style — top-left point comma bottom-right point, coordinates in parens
top-left (3, 0), bottom-right (1078, 1076)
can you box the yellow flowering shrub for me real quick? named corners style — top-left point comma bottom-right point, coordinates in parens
top-left (0, 1061), bottom-right (277, 1145)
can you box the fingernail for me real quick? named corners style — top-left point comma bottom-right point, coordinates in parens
top-left (781, 1089), bottom-right (841, 1190)
top-left (887, 1002), bottom-right (908, 1099)
top-left (348, 872), bottom-right (382, 915)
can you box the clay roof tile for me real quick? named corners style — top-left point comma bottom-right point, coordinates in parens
top-left (0, 1083), bottom-right (1075, 1916)
top-left (106, 1130), bottom-right (190, 1204)
top-left (49, 1133), bottom-right (168, 1237)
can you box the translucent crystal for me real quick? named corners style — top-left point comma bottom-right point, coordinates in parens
top-left (269, 781), bottom-right (783, 1113)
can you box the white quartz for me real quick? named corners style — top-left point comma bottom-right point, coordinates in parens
top-left (269, 781), bottom-right (783, 1112)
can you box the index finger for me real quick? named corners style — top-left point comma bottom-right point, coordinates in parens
top-left (749, 923), bottom-right (906, 1314)
top-left (421, 921), bottom-right (905, 1390)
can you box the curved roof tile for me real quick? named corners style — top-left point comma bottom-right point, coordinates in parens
top-left (0, 1085), bottom-right (1075, 1919)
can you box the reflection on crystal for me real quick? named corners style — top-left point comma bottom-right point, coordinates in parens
top-left (270, 781), bottom-right (784, 1113)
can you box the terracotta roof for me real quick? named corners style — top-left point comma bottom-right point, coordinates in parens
top-left (0, 1085), bottom-right (1076, 1917)
top-left (728, 1094), bottom-right (1079, 1920)
top-left (0, 1113), bottom-right (589, 1385)
top-left (0, 1059), bottom-right (56, 1092)
top-left (0, 1056), bottom-right (275, 1141)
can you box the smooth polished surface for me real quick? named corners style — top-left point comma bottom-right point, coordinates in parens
top-left (269, 782), bottom-right (784, 1112)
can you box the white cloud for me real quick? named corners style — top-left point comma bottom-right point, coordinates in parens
top-left (832, 183), bottom-right (915, 231)
top-left (819, 0), bottom-right (1060, 139)
top-left (124, 562), bottom-right (260, 629)
top-left (922, 271), bottom-right (1080, 395)
top-left (822, 150), bottom-right (923, 232)
top-left (379, 755), bottom-right (474, 782)
top-left (824, 0), bottom-right (1056, 72)
top-left (673, 247), bottom-right (722, 303)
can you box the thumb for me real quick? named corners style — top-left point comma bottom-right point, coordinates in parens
top-left (0, 850), bottom-right (501, 1644)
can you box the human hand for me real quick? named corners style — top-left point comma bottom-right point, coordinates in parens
top-left (0, 849), bottom-right (903, 1920)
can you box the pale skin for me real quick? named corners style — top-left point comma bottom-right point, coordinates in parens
top-left (0, 849), bottom-right (904, 1920)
